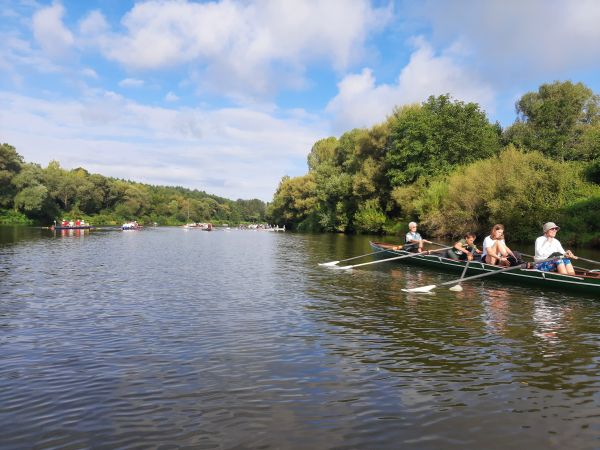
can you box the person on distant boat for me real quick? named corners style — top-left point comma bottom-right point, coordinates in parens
top-left (534, 222), bottom-right (577, 275)
top-left (447, 232), bottom-right (482, 261)
top-left (481, 224), bottom-right (516, 266)
top-left (394, 222), bottom-right (431, 252)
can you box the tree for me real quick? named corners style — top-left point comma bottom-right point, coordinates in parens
top-left (267, 175), bottom-right (318, 229)
top-left (508, 81), bottom-right (600, 161)
top-left (11, 163), bottom-right (53, 218)
top-left (386, 96), bottom-right (501, 187)
top-left (353, 199), bottom-right (386, 233)
top-left (0, 143), bottom-right (23, 208)
top-left (14, 185), bottom-right (49, 213)
top-left (114, 183), bottom-right (150, 218)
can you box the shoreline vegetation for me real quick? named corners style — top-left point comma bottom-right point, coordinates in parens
top-left (2, 81), bottom-right (599, 247)
top-left (0, 149), bottom-right (268, 228)
top-left (267, 81), bottom-right (600, 248)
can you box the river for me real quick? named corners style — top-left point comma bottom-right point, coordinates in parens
top-left (1, 226), bottom-right (599, 449)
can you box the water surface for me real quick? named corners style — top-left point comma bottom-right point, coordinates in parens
top-left (1, 226), bottom-right (600, 449)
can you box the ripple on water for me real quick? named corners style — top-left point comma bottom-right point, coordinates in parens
top-left (1, 229), bottom-right (600, 449)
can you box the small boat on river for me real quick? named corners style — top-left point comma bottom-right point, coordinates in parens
top-left (370, 241), bottom-right (600, 296)
top-left (182, 222), bottom-right (212, 230)
top-left (50, 220), bottom-right (94, 231)
top-left (122, 221), bottom-right (142, 230)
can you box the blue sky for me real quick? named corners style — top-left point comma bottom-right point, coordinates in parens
top-left (2, 0), bottom-right (600, 201)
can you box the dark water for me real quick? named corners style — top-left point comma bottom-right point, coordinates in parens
top-left (1, 226), bottom-right (600, 449)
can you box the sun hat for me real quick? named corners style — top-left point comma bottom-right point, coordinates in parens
top-left (543, 222), bottom-right (560, 232)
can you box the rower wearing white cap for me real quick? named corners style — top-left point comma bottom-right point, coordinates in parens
top-left (534, 222), bottom-right (577, 275)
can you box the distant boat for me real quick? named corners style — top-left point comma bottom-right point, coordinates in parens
top-left (182, 222), bottom-right (212, 231)
top-left (122, 221), bottom-right (142, 230)
top-left (50, 220), bottom-right (93, 231)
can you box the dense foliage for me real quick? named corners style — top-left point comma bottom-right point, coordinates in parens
top-left (268, 84), bottom-right (600, 246)
top-left (0, 143), bottom-right (266, 226)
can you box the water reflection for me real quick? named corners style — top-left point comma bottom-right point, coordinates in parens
top-left (481, 287), bottom-right (511, 336)
top-left (2, 228), bottom-right (600, 449)
top-left (52, 228), bottom-right (91, 238)
top-left (532, 298), bottom-right (572, 347)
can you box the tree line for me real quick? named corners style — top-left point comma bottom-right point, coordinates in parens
top-left (267, 81), bottom-right (600, 247)
top-left (0, 148), bottom-right (267, 226)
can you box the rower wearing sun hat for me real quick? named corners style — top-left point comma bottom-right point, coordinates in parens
top-left (534, 222), bottom-right (578, 275)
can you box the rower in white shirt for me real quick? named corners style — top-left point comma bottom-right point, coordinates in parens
top-left (534, 222), bottom-right (577, 275)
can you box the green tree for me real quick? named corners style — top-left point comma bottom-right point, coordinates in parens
top-left (386, 96), bottom-right (501, 187)
top-left (14, 185), bottom-right (49, 213)
top-left (12, 163), bottom-right (53, 218)
top-left (268, 174), bottom-right (318, 229)
top-left (114, 183), bottom-right (150, 219)
top-left (353, 199), bottom-right (387, 233)
top-left (0, 143), bottom-right (23, 208)
top-left (507, 81), bottom-right (600, 161)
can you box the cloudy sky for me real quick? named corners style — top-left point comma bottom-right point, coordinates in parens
top-left (2, 0), bottom-right (600, 201)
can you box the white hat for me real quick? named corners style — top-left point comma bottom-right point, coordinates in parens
top-left (543, 222), bottom-right (560, 232)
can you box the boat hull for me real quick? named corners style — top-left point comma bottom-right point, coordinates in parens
top-left (51, 226), bottom-right (94, 230)
top-left (370, 242), bottom-right (600, 296)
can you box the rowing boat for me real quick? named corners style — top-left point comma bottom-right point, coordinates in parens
top-left (51, 225), bottom-right (94, 230)
top-left (370, 241), bottom-right (600, 296)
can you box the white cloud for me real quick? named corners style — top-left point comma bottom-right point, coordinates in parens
top-left (79, 10), bottom-right (108, 36)
top-left (119, 78), bottom-right (144, 88)
top-left (326, 38), bottom-right (495, 132)
top-left (165, 91), bottom-right (179, 102)
top-left (81, 67), bottom-right (98, 78)
top-left (32, 3), bottom-right (74, 59)
top-left (415, 0), bottom-right (600, 78)
top-left (0, 91), bottom-right (326, 200)
top-left (85, 0), bottom-right (391, 99)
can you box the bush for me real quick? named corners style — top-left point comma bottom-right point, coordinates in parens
top-left (353, 200), bottom-right (386, 234)
top-left (401, 146), bottom-right (600, 243)
top-left (584, 159), bottom-right (600, 184)
top-left (0, 209), bottom-right (34, 225)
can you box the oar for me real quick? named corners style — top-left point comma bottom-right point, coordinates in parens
top-left (429, 241), bottom-right (450, 248)
top-left (318, 248), bottom-right (395, 267)
top-left (448, 260), bottom-right (471, 292)
top-left (335, 247), bottom-right (452, 270)
top-left (576, 256), bottom-right (600, 266)
top-left (402, 256), bottom-right (557, 293)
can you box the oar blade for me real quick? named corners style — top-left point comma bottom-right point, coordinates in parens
top-left (334, 265), bottom-right (354, 270)
top-left (401, 284), bottom-right (437, 293)
top-left (318, 261), bottom-right (339, 267)
top-left (448, 284), bottom-right (463, 292)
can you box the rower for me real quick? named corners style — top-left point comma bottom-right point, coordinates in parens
top-left (394, 222), bottom-right (431, 252)
top-left (534, 222), bottom-right (577, 275)
top-left (447, 232), bottom-right (482, 261)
